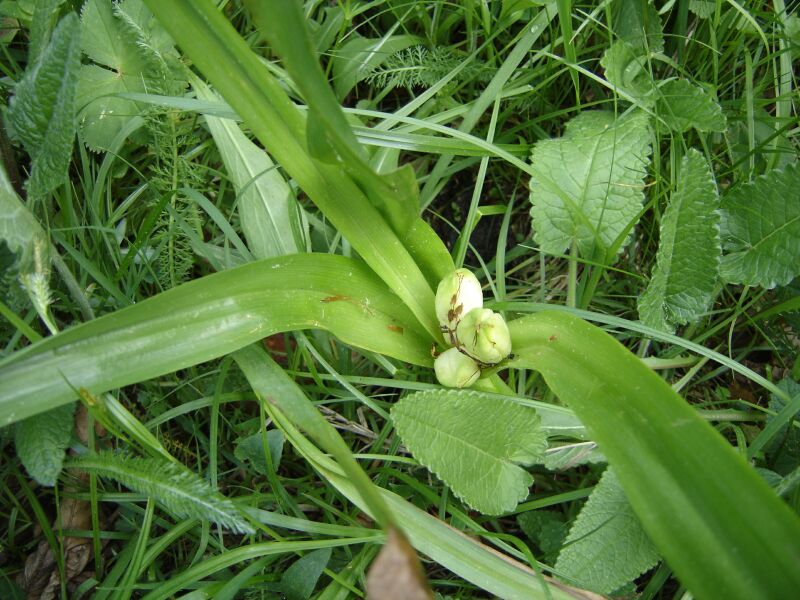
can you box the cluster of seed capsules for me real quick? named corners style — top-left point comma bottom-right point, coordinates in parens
top-left (433, 269), bottom-right (512, 388)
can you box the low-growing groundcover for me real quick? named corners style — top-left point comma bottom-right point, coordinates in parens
top-left (1, 0), bottom-right (799, 598)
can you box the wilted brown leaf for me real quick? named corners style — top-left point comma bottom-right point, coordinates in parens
top-left (366, 526), bottom-right (433, 600)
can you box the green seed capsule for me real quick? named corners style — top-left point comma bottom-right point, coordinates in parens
top-left (435, 269), bottom-right (483, 342)
top-left (455, 308), bottom-right (512, 365)
top-left (434, 347), bottom-right (481, 388)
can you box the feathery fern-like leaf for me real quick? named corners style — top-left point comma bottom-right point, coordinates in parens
top-left (68, 452), bottom-right (254, 533)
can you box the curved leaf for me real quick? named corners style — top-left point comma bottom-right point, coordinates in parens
top-left (509, 311), bottom-right (800, 599)
top-left (638, 149), bottom-right (720, 331)
top-left (0, 254), bottom-right (431, 426)
top-left (555, 468), bottom-right (659, 594)
top-left (391, 389), bottom-right (547, 514)
top-left (529, 111), bottom-right (651, 262)
top-left (720, 162), bottom-right (800, 288)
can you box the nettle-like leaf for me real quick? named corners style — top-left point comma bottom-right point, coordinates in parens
top-left (720, 162), bottom-right (800, 288)
top-left (529, 111), bottom-right (652, 262)
top-left (77, 0), bottom-right (184, 150)
top-left (391, 389), bottom-right (546, 515)
top-left (555, 468), bottom-right (660, 594)
top-left (7, 12), bottom-right (81, 199)
top-left (612, 0), bottom-right (664, 52)
top-left (601, 41), bottom-right (656, 100)
top-left (15, 403), bottom-right (76, 486)
top-left (68, 451), bottom-right (253, 533)
top-left (689, 0), bottom-right (716, 19)
top-left (655, 79), bottom-right (726, 133)
top-left (639, 149), bottom-right (720, 332)
top-left (518, 510), bottom-right (568, 558)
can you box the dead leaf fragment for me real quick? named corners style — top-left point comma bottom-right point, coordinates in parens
top-left (366, 527), bottom-right (433, 600)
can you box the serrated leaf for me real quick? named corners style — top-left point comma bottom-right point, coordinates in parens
top-left (689, 0), bottom-right (716, 18)
top-left (15, 403), bottom-right (75, 486)
top-left (7, 13), bottom-right (80, 199)
top-left (529, 111), bottom-right (652, 262)
top-left (331, 34), bottom-right (421, 100)
top-left (612, 0), bottom-right (664, 52)
top-left (518, 510), bottom-right (568, 556)
top-left (194, 79), bottom-right (302, 259)
top-left (655, 79), bottom-right (726, 132)
top-left (555, 468), bottom-right (659, 594)
top-left (391, 390), bottom-right (546, 515)
top-left (77, 0), bottom-right (183, 150)
top-left (282, 547), bottom-right (332, 600)
top-left (601, 41), bottom-right (656, 100)
top-left (29, 0), bottom-right (66, 63)
top-left (68, 451), bottom-right (254, 533)
top-left (639, 149), bottom-right (720, 331)
top-left (234, 429), bottom-right (285, 475)
top-left (719, 163), bottom-right (800, 288)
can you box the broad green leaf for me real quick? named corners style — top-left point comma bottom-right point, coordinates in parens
top-left (77, 0), bottom-right (183, 150)
top-left (0, 166), bottom-right (48, 274)
top-left (7, 13), bottom-right (80, 199)
top-left (14, 402), bottom-right (75, 486)
top-left (331, 34), bottom-right (421, 101)
top-left (600, 41), bottom-right (656, 100)
top-left (140, 0), bottom-right (442, 341)
top-left (0, 254), bottom-right (431, 426)
top-left (517, 510), bottom-right (567, 557)
top-left (529, 111), bottom-right (651, 262)
top-left (234, 429), bottom-right (285, 475)
top-left (689, 1), bottom-right (716, 18)
top-left (638, 149), bottom-right (720, 331)
top-left (655, 79), bottom-right (726, 133)
top-left (239, 345), bottom-right (579, 599)
top-left (719, 163), bottom-right (800, 288)
top-left (281, 548), bottom-right (332, 600)
top-left (391, 389), bottom-right (547, 515)
top-left (509, 310), bottom-right (800, 598)
top-left (67, 451), bottom-right (253, 533)
top-left (193, 79), bottom-right (302, 258)
top-left (555, 468), bottom-right (659, 594)
top-left (611, 0), bottom-right (664, 52)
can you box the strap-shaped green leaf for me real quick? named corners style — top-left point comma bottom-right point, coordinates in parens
top-left (720, 162), bottom-right (800, 288)
top-left (0, 254), bottom-right (430, 425)
top-left (529, 111), bottom-right (651, 262)
top-left (391, 389), bottom-right (547, 515)
top-left (638, 149), bottom-right (720, 331)
top-left (509, 311), bottom-right (800, 599)
top-left (193, 78), bottom-right (302, 259)
top-left (140, 0), bottom-right (442, 341)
